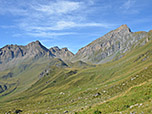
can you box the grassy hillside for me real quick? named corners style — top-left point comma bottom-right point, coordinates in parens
top-left (0, 36), bottom-right (152, 113)
top-left (0, 58), bottom-right (52, 102)
top-left (81, 64), bottom-right (152, 114)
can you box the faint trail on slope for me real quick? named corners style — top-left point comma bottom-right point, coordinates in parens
top-left (80, 80), bottom-right (150, 113)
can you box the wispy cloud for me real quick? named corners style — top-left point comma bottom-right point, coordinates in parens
top-left (119, 0), bottom-right (139, 14)
top-left (27, 32), bottom-right (76, 37)
top-left (121, 0), bottom-right (136, 10)
top-left (32, 1), bottom-right (81, 15)
top-left (28, 21), bottom-right (115, 31)
top-left (0, 0), bottom-right (115, 38)
top-left (12, 31), bottom-right (76, 38)
top-left (0, 0), bottom-right (28, 15)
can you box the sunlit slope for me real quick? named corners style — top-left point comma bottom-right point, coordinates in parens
top-left (81, 65), bottom-right (152, 114)
top-left (0, 36), bottom-right (151, 113)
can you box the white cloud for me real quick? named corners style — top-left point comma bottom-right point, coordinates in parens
top-left (119, 0), bottom-right (139, 14)
top-left (0, 0), bottom-right (28, 15)
top-left (27, 32), bottom-right (76, 37)
top-left (0, 0), bottom-right (115, 37)
top-left (32, 1), bottom-right (81, 15)
top-left (54, 21), bottom-right (115, 29)
top-left (23, 21), bottom-right (115, 32)
top-left (121, 0), bottom-right (136, 10)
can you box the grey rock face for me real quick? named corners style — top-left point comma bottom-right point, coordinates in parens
top-left (73, 24), bottom-right (149, 63)
top-left (0, 45), bottom-right (25, 63)
top-left (0, 41), bottom-right (54, 65)
top-left (50, 46), bottom-right (74, 61)
top-left (0, 40), bottom-right (74, 70)
top-left (25, 40), bottom-right (54, 58)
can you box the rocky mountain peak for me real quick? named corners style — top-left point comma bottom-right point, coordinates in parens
top-left (73, 24), bottom-right (148, 64)
top-left (0, 40), bottom-right (54, 67)
top-left (61, 48), bottom-right (68, 51)
top-left (0, 44), bottom-right (26, 65)
top-left (1, 44), bottom-right (18, 50)
top-left (50, 47), bottom-right (74, 61)
top-left (115, 24), bottom-right (131, 33)
top-left (53, 46), bottom-right (60, 49)
top-left (27, 40), bottom-right (41, 47)
top-left (50, 46), bottom-right (60, 52)
top-left (27, 40), bottom-right (50, 53)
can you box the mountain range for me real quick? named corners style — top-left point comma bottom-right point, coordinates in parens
top-left (0, 24), bottom-right (152, 114)
top-left (0, 25), bottom-right (151, 67)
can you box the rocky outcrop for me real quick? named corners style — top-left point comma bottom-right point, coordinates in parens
top-left (73, 24), bottom-right (149, 64)
top-left (25, 40), bottom-right (54, 58)
top-left (50, 46), bottom-right (74, 61)
top-left (0, 84), bottom-right (7, 93)
top-left (0, 41), bottom-right (54, 65)
top-left (0, 41), bottom-right (74, 71)
top-left (0, 45), bottom-right (26, 64)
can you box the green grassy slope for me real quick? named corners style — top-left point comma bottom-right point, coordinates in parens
top-left (0, 35), bottom-right (152, 113)
top-left (81, 64), bottom-right (152, 114)
top-left (0, 58), bottom-right (52, 102)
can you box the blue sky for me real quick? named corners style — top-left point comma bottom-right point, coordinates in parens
top-left (0, 0), bottom-right (152, 53)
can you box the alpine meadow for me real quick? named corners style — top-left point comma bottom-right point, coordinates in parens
top-left (0, 0), bottom-right (152, 114)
